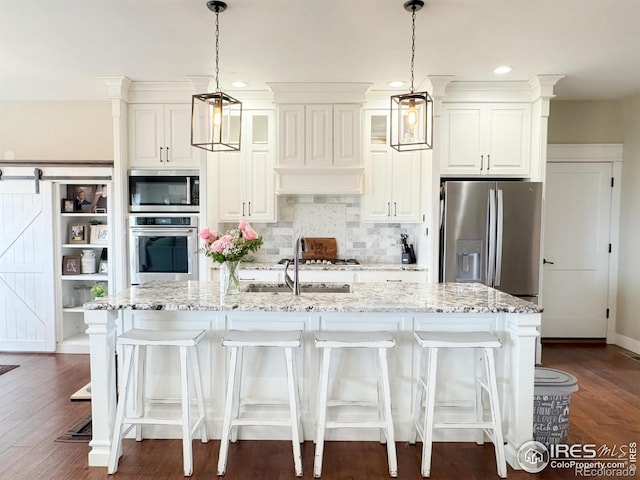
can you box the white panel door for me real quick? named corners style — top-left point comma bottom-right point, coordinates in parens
top-left (305, 104), bottom-right (332, 167)
top-left (391, 151), bottom-right (422, 222)
top-left (129, 104), bottom-right (164, 167)
top-left (0, 181), bottom-right (55, 351)
top-left (542, 162), bottom-right (612, 338)
top-left (165, 104), bottom-right (197, 167)
top-left (486, 104), bottom-right (530, 175)
top-left (363, 150), bottom-right (393, 221)
top-left (440, 105), bottom-right (483, 174)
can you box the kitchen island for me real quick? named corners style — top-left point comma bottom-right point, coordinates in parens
top-left (83, 281), bottom-right (541, 470)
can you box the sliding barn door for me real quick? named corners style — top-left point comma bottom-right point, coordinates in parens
top-left (0, 180), bottom-right (55, 352)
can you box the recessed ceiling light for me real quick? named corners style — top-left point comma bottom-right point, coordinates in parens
top-left (493, 65), bottom-right (513, 75)
top-left (388, 81), bottom-right (405, 88)
top-left (231, 81), bottom-right (248, 88)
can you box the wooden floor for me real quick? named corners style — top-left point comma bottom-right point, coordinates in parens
top-left (1, 344), bottom-right (639, 479)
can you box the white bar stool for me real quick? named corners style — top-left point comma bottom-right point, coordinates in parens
top-left (409, 331), bottom-right (507, 478)
top-left (217, 330), bottom-right (304, 477)
top-left (313, 331), bottom-right (397, 478)
top-left (108, 329), bottom-right (208, 477)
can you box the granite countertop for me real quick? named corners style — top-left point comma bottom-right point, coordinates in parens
top-left (212, 262), bottom-right (427, 272)
top-left (84, 281), bottom-right (542, 314)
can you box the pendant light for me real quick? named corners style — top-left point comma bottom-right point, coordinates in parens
top-left (191, 1), bottom-right (242, 152)
top-left (390, 0), bottom-right (433, 152)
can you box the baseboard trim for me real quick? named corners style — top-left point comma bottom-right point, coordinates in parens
top-left (541, 338), bottom-right (606, 344)
top-left (612, 333), bottom-right (640, 355)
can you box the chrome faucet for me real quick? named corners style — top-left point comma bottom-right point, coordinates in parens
top-left (284, 235), bottom-right (304, 295)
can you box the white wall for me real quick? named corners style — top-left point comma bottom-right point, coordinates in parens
top-left (617, 94), bottom-right (640, 343)
top-left (548, 100), bottom-right (624, 143)
top-left (0, 101), bottom-right (113, 160)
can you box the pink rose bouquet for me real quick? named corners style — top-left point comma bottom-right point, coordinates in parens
top-left (198, 221), bottom-right (263, 263)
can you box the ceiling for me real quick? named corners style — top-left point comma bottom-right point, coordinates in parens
top-left (1, 0), bottom-right (639, 102)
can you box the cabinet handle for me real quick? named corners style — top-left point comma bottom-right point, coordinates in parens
top-left (386, 279), bottom-right (402, 282)
top-left (248, 201), bottom-right (251, 216)
top-left (166, 146), bottom-right (170, 163)
top-left (487, 154), bottom-right (490, 171)
top-left (394, 202), bottom-right (397, 217)
top-left (480, 154), bottom-right (483, 171)
top-left (387, 202), bottom-right (391, 217)
top-left (159, 146), bottom-right (164, 163)
top-left (242, 202), bottom-right (246, 216)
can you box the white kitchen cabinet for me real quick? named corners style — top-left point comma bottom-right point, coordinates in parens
top-left (363, 111), bottom-right (422, 223)
top-left (440, 103), bottom-right (531, 177)
top-left (218, 111), bottom-right (276, 223)
top-left (275, 104), bottom-right (363, 194)
top-left (278, 104), bottom-right (361, 168)
top-left (129, 103), bottom-right (197, 168)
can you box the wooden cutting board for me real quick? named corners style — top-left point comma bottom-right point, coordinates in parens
top-left (301, 237), bottom-right (338, 260)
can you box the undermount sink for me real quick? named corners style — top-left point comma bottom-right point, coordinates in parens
top-left (243, 283), bottom-right (352, 294)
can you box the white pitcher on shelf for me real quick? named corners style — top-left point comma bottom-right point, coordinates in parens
top-left (81, 249), bottom-right (96, 274)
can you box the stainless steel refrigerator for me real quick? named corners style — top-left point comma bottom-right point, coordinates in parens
top-left (439, 180), bottom-right (543, 302)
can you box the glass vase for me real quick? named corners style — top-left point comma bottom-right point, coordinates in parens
top-left (220, 260), bottom-right (241, 295)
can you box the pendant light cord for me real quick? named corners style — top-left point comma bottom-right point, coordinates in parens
top-left (410, 6), bottom-right (416, 93)
top-left (215, 7), bottom-right (220, 92)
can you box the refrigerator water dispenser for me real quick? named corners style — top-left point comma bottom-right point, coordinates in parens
top-left (455, 240), bottom-right (482, 282)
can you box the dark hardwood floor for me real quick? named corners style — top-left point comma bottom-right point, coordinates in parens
top-left (1, 344), bottom-right (639, 479)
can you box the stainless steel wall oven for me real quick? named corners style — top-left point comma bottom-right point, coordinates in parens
top-left (129, 215), bottom-right (199, 284)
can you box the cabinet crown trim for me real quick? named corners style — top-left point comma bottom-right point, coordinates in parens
top-left (267, 82), bottom-right (372, 103)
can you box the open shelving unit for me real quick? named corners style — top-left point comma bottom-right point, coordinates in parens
top-left (54, 178), bottom-right (113, 354)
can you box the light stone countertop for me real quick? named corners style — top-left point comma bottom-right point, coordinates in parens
top-left (84, 281), bottom-right (542, 314)
top-left (211, 262), bottom-right (427, 271)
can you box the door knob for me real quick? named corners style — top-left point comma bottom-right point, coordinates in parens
top-left (543, 258), bottom-right (555, 265)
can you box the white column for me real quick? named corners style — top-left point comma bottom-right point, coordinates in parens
top-left (84, 309), bottom-right (118, 466)
top-left (504, 312), bottom-right (541, 469)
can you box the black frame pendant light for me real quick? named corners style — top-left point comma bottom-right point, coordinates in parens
top-left (390, 0), bottom-right (433, 152)
top-left (191, 1), bottom-right (242, 152)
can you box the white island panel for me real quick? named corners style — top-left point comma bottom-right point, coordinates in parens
top-left (83, 281), bottom-right (540, 470)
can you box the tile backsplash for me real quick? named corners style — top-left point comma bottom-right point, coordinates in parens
top-left (220, 195), bottom-right (418, 264)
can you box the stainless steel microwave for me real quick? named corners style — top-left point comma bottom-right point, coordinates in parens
top-left (129, 170), bottom-right (200, 212)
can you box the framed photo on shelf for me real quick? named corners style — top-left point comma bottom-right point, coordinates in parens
top-left (62, 255), bottom-right (81, 275)
top-left (98, 259), bottom-right (108, 273)
top-left (91, 184), bottom-right (108, 213)
top-left (67, 185), bottom-right (95, 212)
top-left (68, 223), bottom-right (88, 244)
top-left (62, 199), bottom-right (75, 213)
top-left (90, 224), bottom-right (109, 245)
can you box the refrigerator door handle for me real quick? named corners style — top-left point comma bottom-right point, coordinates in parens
top-left (495, 188), bottom-right (504, 286)
top-left (487, 188), bottom-right (497, 286)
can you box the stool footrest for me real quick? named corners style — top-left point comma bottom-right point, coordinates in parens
top-left (326, 400), bottom-right (379, 408)
top-left (123, 417), bottom-right (183, 426)
top-left (433, 421), bottom-right (496, 429)
top-left (325, 420), bottom-right (389, 429)
top-left (232, 418), bottom-right (293, 427)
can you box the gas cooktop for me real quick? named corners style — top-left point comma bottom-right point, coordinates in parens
top-left (277, 258), bottom-right (361, 266)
